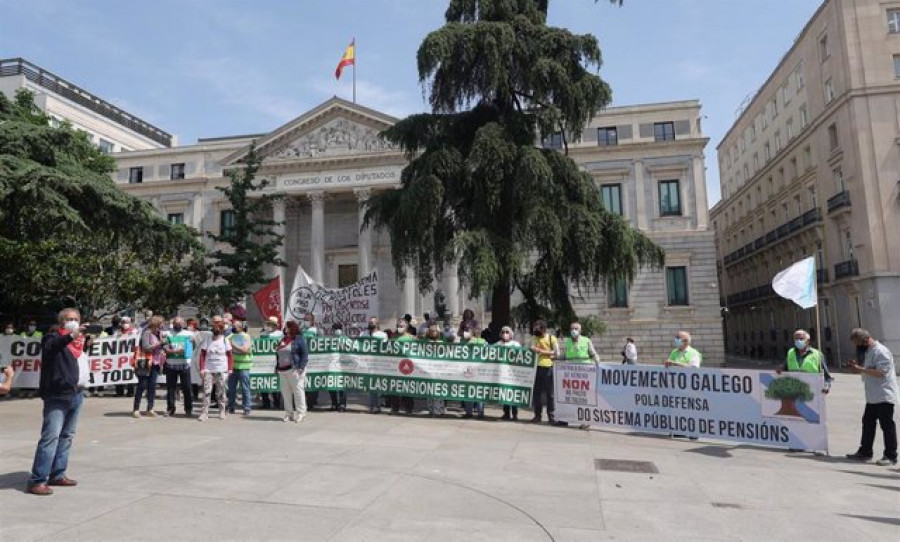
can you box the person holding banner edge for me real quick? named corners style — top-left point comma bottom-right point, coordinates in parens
top-left (776, 329), bottom-right (832, 394)
top-left (530, 319), bottom-right (559, 425)
top-left (275, 321), bottom-right (309, 423)
top-left (498, 325), bottom-right (521, 421)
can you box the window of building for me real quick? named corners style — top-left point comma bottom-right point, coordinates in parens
top-left (220, 209), bottom-right (236, 236)
top-left (338, 264), bottom-right (359, 288)
top-left (739, 135), bottom-right (747, 153)
top-left (666, 267), bottom-right (689, 306)
top-left (658, 180), bottom-right (681, 216)
top-left (653, 122), bottom-right (675, 142)
top-left (803, 146), bottom-right (812, 170)
top-left (786, 118), bottom-right (794, 140)
top-left (819, 33), bottom-right (829, 61)
top-left (774, 130), bottom-right (782, 152)
top-left (893, 55), bottom-right (900, 79)
top-left (764, 142), bottom-right (771, 162)
top-left (827, 124), bottom-right (839, 151)
top-left (608, 277), bottom-right (628, 308)
top-left (743, 164), bottom-right (750, 183)
top-left (597, 126), bottom-right (617, 146)
top-left (796, 65), bottom-right (805, 89)
top-left (845, 230), bottom-right (854, 260)
top-left (790, 157), bottom-right (798, 179)
top-left (824, 79), bottom-right (835, 102)
top-left (753, 152), bottom-right (760, 172)
top-left (128, 166), bottom-right (143, 184)
top-left (544, 132), bottom-right (563, 149)
top-left (600, 184), bottom-right (623, 215)
top-left (799, 105), bottom-right (808, 128)
top-left (888, 8), bottom-right (900, 33)
top-left (49, 117), bottom-right (61, 128)
top-left (749, 125), bottom-right (756, 142)
top-left (167, 213), bottom-right (184, 225)
top-left (769, 99), bottom-right (778, 121)
top-left (98, 139), bottom-right (114, 155)
top-left (171, 163), bottom-right (186, 180)
top-left (810, 186), bottom-right (818, 209)
top-left (779, 84), bottom-right (789, 106)
top-left (833, 166), bottom-right (845, 192)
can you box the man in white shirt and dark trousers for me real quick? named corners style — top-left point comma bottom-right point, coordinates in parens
top-left (845, 328), bottom-right (898, 466)
top-left (622, 338), bottom-right (637, 365)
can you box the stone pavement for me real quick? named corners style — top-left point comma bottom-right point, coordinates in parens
top-left (0, 373), bottom-right (897, 542)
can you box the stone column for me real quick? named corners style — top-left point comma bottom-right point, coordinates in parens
top-left (402, 266), bottom-right (416, 318)
top-left (444, 261), bottom-right (460, 318)
top-left (308, 191), bottom-right (325, 283)
top-left (354, 188), bottom-right (372, 276)
top-left (633, 160), bottom-right (648, 230)
top-left (191, 192), bottom-right (204, 229)
top-left (692, 155), bottom-right (709, 230)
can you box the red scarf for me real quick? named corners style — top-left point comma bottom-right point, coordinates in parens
top-left (60, 327), bottom-right (86, 358)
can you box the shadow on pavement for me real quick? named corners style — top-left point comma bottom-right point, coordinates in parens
top-left (839, 514), bottom-right (900, 526)
top-left (861, 483), bottom-right (900, 493)
top-left (835, 469), bottom-right (900, 479)
top-left (0, 471), bottom-right (30, 491)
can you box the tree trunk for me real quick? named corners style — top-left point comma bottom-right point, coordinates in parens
top-left (775, 399), bottom-right (801, 417)
top-left (491, 279), bottom-right (512, 328)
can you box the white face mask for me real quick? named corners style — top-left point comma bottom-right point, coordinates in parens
top-left (396, 327), bottom-right (406, 334)
top-left (463, 331), bottom-right (472, 339)
top-left (570, 329), bottom-right (580, 338)
top-left (334, 329), bottom-right (344, 336)
top-left (64, 320), bottom-right (80, 333)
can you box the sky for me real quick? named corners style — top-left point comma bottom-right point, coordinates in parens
top-left (0, 0), bottom-right (823, 206)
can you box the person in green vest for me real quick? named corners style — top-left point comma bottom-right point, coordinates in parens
top-left (563, 322), bottom-right (600, 364)
top-left (226, 320), bottom-right (253, 416)
top-left (21, 320), bottom-right (43, 339)
top-left (462, 323), bottom-right (487, 419)
top-left (777, 329), bottom-right (833, 393)
top-left (664, 331), bottom-right (702, 368)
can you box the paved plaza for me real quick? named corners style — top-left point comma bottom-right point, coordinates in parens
top-left (0, 373), bottom-right (898, 541)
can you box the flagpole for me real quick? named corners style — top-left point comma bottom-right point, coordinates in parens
top-left (352, 38), bottom-right (357, 104)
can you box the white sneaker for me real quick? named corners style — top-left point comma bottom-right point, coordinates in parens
top-left (132, 410), bottom-right (141, 419)
top-left (219, 410), bottom-right (226, 420)
top-left (198, 413), bottom-right (208, 422)
top-left (294, 414), bottom-right (305, 424)
top-left (145, 411), bottom-right (157, 418)
top-left (283, 413), bottom-right (291, 422)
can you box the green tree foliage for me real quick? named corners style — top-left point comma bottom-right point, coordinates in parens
top-left (765, 377), bottom-right (814, 402)
top-left (205, 144), bottom-right (284, 308)
top-left (365, 0), bottom-right (663, 327)
top-left (0, 89), bottom-right (206, 320)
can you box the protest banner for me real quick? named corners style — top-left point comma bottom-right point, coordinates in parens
top-left (285, 267), bottom-right (378, 335)
top-left (249, 336), bottom-right (536, 406)
top-left (0, 335), bottom-right (139, 389)
top-left (554, 363), bottom-right (828, 451)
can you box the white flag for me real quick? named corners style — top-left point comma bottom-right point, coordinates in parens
top-left (284, 266), bottom-right (379, 335)
top-left (772, 256), bottom-right (817, 309)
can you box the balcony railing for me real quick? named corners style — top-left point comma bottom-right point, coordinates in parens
top-left (723, 208), bottom-right (823, 267)
top-left (0, 57), bottom-right (173, 147)
top-left (827, 190), bottom-right (851, 213)
top-left (834, 259), bottom-right (859, 279)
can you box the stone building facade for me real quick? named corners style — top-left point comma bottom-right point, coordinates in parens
top-left (711, 0), bottom-right (900, 364)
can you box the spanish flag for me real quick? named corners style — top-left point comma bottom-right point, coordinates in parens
top-left (335, 39), bottom-right (355, 80)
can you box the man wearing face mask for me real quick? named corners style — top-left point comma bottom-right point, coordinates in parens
top-left (328, 323), bottom-right (347, 411)
top-left (846, 328), bottom-right (898, 466)
top-left (497, 326), bottom-right (522, 421)
top-left (26, 309), bottom-right (85, 495)
top-left (3, 323), bottom-right (15, 335)
top-left (461, 323), bottom-right (487, 419)
top-left (389, 319), bottom-right (416, 415)
top-left (22, 320), bottom-right (43, 339)
top-left (563, 322), bottom-right (600, 365)
top-left (776, 329), bottom-right (833, 393)
top-left (361, 317), bottom-right (387, 413)
top-left (164, 317), bottom-right (194, 417)
top-left (664, 331), bottom-right (702, 368)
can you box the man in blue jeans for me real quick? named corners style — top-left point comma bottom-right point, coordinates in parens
top-left (27, 308), bottom-right (86, 496)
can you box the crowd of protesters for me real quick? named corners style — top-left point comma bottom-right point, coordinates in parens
top-left (5, 307), bottom-right (895, 499)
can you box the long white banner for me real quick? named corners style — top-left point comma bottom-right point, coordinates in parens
top-left (0, 335), bottom-right (138, 389)
top-left (554, 363), bottom-right (829, 451)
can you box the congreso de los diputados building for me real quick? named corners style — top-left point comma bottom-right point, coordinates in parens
top-left (1, 57), bottom-right (724, 365)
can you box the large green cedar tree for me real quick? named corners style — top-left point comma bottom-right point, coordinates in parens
top-left (365, 0), bottom-right (664, 328)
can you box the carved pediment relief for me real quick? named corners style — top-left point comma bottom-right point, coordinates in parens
top-left (267, 117), bottom-right (396, 161)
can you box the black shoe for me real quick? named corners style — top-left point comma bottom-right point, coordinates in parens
top-left (477, 413), bottom-right (485, 420)
top-left (531, 416), bottom-right (542, 424)
top-left (337, 405), bottom-right (347, 412)
top-left (167, 409), bottom-right (176, 417)
top-left (500, 413), bottom-right (511, 421)
top-left (846, 452), bottom-right (873, 461)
